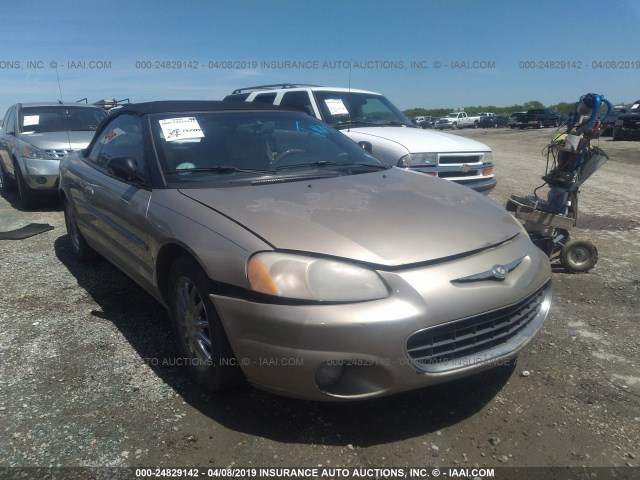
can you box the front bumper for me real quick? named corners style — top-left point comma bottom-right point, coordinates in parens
top-left (452, 175), bottom-right (497, 193)
top-left (211, 234), bottom-right (551, 401)
top-left (19, 157), bottom-right (60, 193)
top-left (614, 125), bottom-right (640, 139)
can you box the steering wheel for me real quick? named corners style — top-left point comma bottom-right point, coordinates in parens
top-left (272, 148), bottom-right (307, 166)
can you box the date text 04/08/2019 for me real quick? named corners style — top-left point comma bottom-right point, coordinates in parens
top-left (134, 467), bottom-right (497, 478)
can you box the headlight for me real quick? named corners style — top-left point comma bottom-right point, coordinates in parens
top-left (247, 252), bottom-right (388, 302)
top-left (482, 151), bottom-right (493, 163)
top-left (397, 153), bottom-right (438, 167)
top-left (21, 143), bottom-right (53, 160)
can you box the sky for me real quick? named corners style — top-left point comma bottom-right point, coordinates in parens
top-left (1, 0), bottom-right (639, 115)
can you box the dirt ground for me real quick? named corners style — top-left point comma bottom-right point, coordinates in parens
top-left (0, 127), bottom-right (638, 478)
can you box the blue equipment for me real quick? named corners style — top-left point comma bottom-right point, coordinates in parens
top-left (506, 93), bottom-right (612, 273)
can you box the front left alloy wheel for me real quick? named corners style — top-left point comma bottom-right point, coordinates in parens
top-left (64, 198), bottom-right (98, 262)
top-left (168, 255), bottom-right (244, 391)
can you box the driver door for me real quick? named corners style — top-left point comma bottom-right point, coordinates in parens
top-left (78, 114), bottom-right (154, 288)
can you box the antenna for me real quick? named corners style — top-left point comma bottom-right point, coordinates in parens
top-left (55, 66), bottom-right (65, 103)
top-left (54, 65), bottom-right (72, 150)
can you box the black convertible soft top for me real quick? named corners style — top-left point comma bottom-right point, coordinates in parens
top-left (112, 100), bottom-right (290, 117)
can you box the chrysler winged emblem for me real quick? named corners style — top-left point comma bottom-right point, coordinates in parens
top-left (451, 257), bottom-right (524, 283)
top-left (491, 264), bottom-right (509, 279)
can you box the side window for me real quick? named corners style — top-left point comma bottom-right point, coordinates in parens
top-left (3, 107), bottom-right (16, 134)
top-left (89, 115), bottom-right (148, 183)
top-left (253, 93), bottom-right (277, 104)
top-left (280, 91), bottom-right (314, 115)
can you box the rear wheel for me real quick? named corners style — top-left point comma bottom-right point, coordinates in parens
top-left (560, 240), bottom-right (598, 273)
top-left (168, 255), bottom-right (244, 391)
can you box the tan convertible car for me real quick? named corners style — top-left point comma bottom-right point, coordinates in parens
top-left (59, 101), bottom-right (551, 401)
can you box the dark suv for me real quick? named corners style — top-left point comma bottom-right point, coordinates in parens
top-left (613, 101), bottom-right (640, 141)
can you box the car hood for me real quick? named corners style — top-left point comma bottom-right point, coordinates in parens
top-left (179, 168), bottom-right (520, 267)
top-left (341, 126), bottom-right (490, 153)
top-left (618, 111), bottom-right (640, 120)
top-left (19, 131), bottom-right (95, 150)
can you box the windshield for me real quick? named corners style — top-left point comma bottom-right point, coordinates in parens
top-left (20, 106), bottom-right (106, 133)
top-left (312, 91), bottom-right (413, 128)
top-left (151, 111), bottom-right (388, 187)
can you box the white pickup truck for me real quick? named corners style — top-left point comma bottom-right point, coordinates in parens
top-left (435, 111), bottom-right (481, 129)
top-left (224, 84), bottom-right (496, 193)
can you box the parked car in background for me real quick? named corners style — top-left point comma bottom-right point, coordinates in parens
top-left (225, 84), bottom-right (496, 192)
top-left (435, 111), bottom-right (481, 129)
top-left (59, 100), bottom-right (552, 401)
top-left (0, 102), bottom-right (107, 209)
top-left (515, 108), bottom-right (560, 129)
top-left (507, 112), bottom-right (526, 129)
top-left (603, 104), bottom-right (626, 137)
top-left (478, 115), bottom-right (509, 128)
top-left (613, 101), bottom-right (640, 141)
top-left (418, 116), bottom-right (438, 129)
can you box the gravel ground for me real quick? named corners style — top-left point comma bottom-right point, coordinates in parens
top-left (0, 128), bottom-right (639, 477)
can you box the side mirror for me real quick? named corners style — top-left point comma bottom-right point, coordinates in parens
top-left (358, 141), bottom-right (373, 153)
top-left (107, 156), bottom-right (138, 182)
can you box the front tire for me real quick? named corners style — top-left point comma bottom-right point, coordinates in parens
top-left (14, 162), bottom-right (38, 210)
top-left (0, 162), bottom-right (17, 192)
top-left (64, 198), bottom-right (98, 262)
top-left (168, 255), bottom-right (244, 391)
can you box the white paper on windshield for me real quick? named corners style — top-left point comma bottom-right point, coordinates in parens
top-left (23, 115), bottom-right (40, 126)
top-left (159, 117), bottom-right (205, 142)
top-left (324, 99), bottom-right (349, 116)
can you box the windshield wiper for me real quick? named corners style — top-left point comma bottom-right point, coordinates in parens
top-left (332, 120), bottom-right (382, 128)
top-left (275, 160), bottom-right (388, 171)
top-left (165, 166), bottom-right (272, 175)
top-left (381, 120), bottom-right (415, 127)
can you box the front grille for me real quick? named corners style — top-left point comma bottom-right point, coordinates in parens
top-left (622, 120), bottom-right (640, 130)
top-left (45, 149), bottom-right (78, 159)
top-left (406, 283), bottom-right (550, 370)
top-left (438, 155), bottom-right (481, 165)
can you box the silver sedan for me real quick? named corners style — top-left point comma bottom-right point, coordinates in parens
top-left (59, 101), bottom-right (551, 401)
